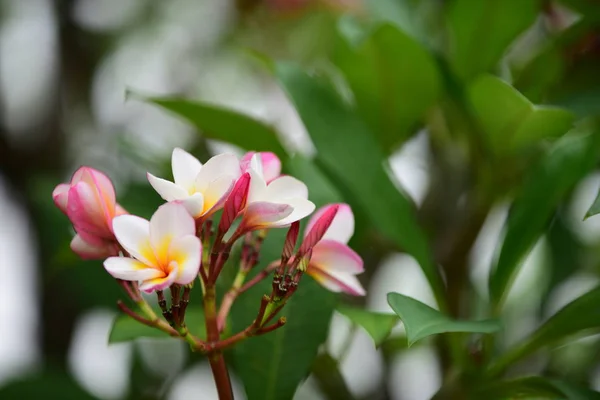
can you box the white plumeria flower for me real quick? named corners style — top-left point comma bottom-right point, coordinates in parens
top-left (147, 148), bottom-right (240, 218)
top-left (240, 153), bottom-right (315, 230)
top-left (305, 203), bottom-right (365, 296)
top-left (103, 203), bottom-right (201, 293)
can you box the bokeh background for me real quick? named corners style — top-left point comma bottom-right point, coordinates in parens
top-left (1, 0), bottom-right (600, 399)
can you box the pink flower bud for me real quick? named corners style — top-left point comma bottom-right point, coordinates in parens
top-left (53, 166), bottom-right (126, 259)
top-left (218, 172), bottom-right (251, 236)
top-left (297, 204), bottom-right (339, 256)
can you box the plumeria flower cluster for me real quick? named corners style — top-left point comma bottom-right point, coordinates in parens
top-left (53, 148), bottom-right (365, 392)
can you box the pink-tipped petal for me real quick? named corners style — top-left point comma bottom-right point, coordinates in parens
top-left (149, 203), bottom-right (195, 265)
top-left (180, 193), bottom-right (205, 218)
top-left (112, 214), bottom-right (156, 266)
top-left (306, 203), bottom-right (354, 244)
top-left (260, 152), bottom-right (282, 183)
top-left (268, 197), bottom-right (315, 227)
top-left (147, 173), bottom-right (188, 201)
top-left (266, 176), bottom-right (309, 201)
top-left (195, 153), bottom-right (240, 191)
top-left (70, 234), bottom-right (113, 260)
top-left (103, 257), bottom-right (163, 281)
top-left (67, 182), bottom-right (111, 238)
top-left (169, 235), bottom-right (202, 285)
top-left (72, 167), bottom-right (116, 219)
top-left (172, 148), bottom-right (203, 189)
top-left (310, 240), bottom-right (364, 274)
top-left (243, 201), bottom-right (294, 230)
top-left (240, 152), bottom-right (256, 173)
top-left (309, 266), bottom-right (366, 296)
top-left (52, 183), bottom-right (70, 214)
top-left (139, 268), bottom-right (178, 293)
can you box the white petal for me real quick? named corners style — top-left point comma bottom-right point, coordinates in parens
top-left (269, 198), bottom-right (315, 227)
top-left (147, 173), bottom-right (188, 201)
top-left (149, 203), bottom-right (195, 265)
top-left (249, 153), bottom-right (265, 180)
top-left (194, 153), bottom-right (240, 191)
top-left (139, 268), bottom-right (177, 293)
top-left (260, 152), bottom-right (282, 183)
top-left (70, 234), bottom-right (112, 260)
top-left (172, 148), bottom-right (203, 189)
top-left (243, 201), bottom-right (294, 230)
top-left (103, 257), bottom-right (162, 281)
top-left (200, 175), bottom-right (236, 216)
top-left (112, 215), bottom-right (156, 266)
top-left (266, 176), bottom-right (308, 201)
top-left (247, 169), bottom-right (268, 204)
top-left (306, 203), bottom-right (354, 244)
top-left (181, 193), bottom-right (205, 218)
top-left (310, 240), bottom-right (363, 274)
top-left (310, 267), bottom-right (366, 296)
top-left (169, 235), bottom-right (202, 285)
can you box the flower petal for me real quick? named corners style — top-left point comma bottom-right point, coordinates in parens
top-left (71, 234), bottom-right (114, 260)
top-left (249, 153), bottom-right (264, 179)
top-left (243, 201), bottom-right (293, 230)
top-left (67, 182), bottom-right (111, 238)
top-left (265, 176), bottom-right (308, 201)
top-left (169, 235), bottom-right (202, 285)
top-left (73, 167), bottom-right (116, 220)
top-left (310, 239), bottom-right (363, 273)
top-left (139, 268), bottom-right (178, 293)
top-left (52, 183), bottom-right (70, 214)
top-left (180, 193), bottom-right (205, 218)
top-left (269, 197), bottom-right (315, 227)
top-left (306, 203), bottom-right (354, 244)
top-left (260, 152), bottom-right (281, 183)
top-left (246, 169), bottom-right (268, 204)
top-left (103, 256), bottom-right (163, 281)
top-left (200, 175), bottom-right (236, 216)
top-left (172, 148), bottom-right (203, 189)
top-left (149, 203), bottom-right (195, 266)
top-left (112, 214), bottom-right (156, 266)
top-left (308, 266), bottom-right (366, 296)
top-left (147, 173), bottom-right (188, 201)
top-left (195, 153), bottom-right (240, 191)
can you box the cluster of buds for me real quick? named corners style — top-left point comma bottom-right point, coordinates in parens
top-left (53, 149), bottom-right (365, 357)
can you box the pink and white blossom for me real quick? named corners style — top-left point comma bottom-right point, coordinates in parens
top-left (104, 203), bottom-right (201, 293)
top-left (305, 203), bottom-right (365, 296)
top-left (148, 148), bottom-right (240, 219)
top-left (241, 151), bottom-right (281, 183)
top-left (240, 153), bottom-right (315, 231)
top-left (53, 166), bottom-right (126, 259)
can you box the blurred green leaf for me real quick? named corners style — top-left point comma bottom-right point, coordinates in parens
top-left (333, 22), bottom-right (441, 151)
top-left (311, 353), bottom-right (355, 400)
top-left (0, 372), bottom-right (100, 400)
top-left (472, 376), bottom-right (591, 399)
top-left (109, 307), bottom-right (205, 343)
top-left (468, 75), bottom-right (574, 154)
top-left (489, 286), bottom-right (600, 375)
top-left (275, 61), bottom-right (446, 310)
top-left (448, 0), bottom-right (540, 79)
top-left (285, 155), bottom-right (343, 208)
top-left (586, 188), bottom-right (600, 219)
top-left (387, 292), bottom-right (501, 346)
top-left (337, 306), bottom-right (399, 346)
top-left (139, 96), bottom-right (286, 157)
top-left (489, 131), bottom-right (600, 307)
top-left (557, 0), bottom-right (600, 21)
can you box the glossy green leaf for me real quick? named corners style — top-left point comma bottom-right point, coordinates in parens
top-left (489, 131), bottom-right (600, 307)
top-left (276, 62), bottom-right (446, 309)
top-left (387, 292), bottom-right (501, 346)
top-left (138, 95), bottom-right (286, 157)
top-left (109, 307), bottom-right (205, 343)
top-left (472, 376), bottom-right (588, 400)
top-left (468, 75), bottom-right (574, 154)
top-left (337, 306), bottom-right (399, 346)
top-left (448, 0), bottom-right (540, 79)
top-left (490, 286), bottom-right (600, 375)
top-left (333, 22), bottom-right (441, 151)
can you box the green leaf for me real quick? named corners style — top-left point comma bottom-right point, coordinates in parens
top-left (387, 292), bottom-right (501, 346)
top-left (448, 0), bottom-right (540, 80)
top-left (138, 95), bottom-right (286, 157)
top-left (489, 286), bottom-right (600, 375)
top-left (337, 306), bottom-right (399, 346)
top-left (0, 372), bottom-right (100, 400)
top-left (275, 61), bottom-right (446, 310)
top-left (489, 130), bottom-right (600, 307)
top-left (586, 187), bottom-right (600, 219)
top-left (472, 376), bottom-right (575, 399)
top-left (285, 154), bottom-right (343, 208)
top-left (468, 75), bottom-right (574, 154)
top-left (109, 306), bottom-right (205, 343)
top-left (333, 22), bottom-right (441, 151)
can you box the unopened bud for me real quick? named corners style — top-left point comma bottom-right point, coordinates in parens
top-left (218, 172), bottom-right (251, 236)
top-left (297, 204), bottom-right (339, 256)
